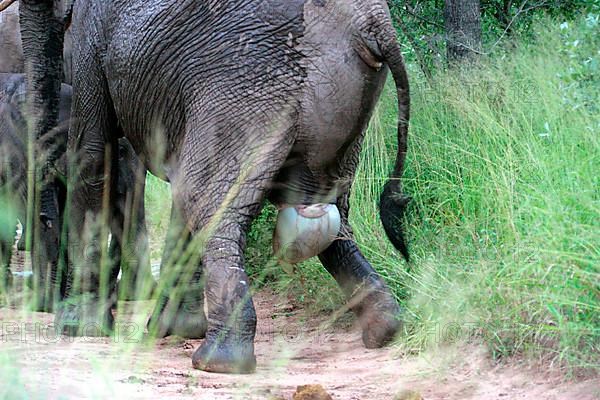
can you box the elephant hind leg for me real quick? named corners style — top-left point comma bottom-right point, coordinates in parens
top-left (319, 236), bottom-right (402, 348)
top-left (147, 202), bottom-right (207, 339)
top-left (171, 117), bottom-right (296, 373)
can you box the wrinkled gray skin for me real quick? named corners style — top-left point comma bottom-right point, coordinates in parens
top-left (0, 1), bottom-right (72, 83)
top-left (0, 2), bottom-right (22, 73)
top-left (23, 0), bottom-right (411, 374)
top-left (0, 72), bottom-right (71, 308)
top-left (0, 73), bottom-right (153, 307)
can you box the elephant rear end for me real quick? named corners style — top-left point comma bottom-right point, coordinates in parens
top-left (279, 0), bottom-right (411, 259)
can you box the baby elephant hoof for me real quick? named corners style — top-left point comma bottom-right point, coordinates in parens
top-left (192, 339), bottom-right (256, 374)
top-left (55, 300), bottom-right (114, 337)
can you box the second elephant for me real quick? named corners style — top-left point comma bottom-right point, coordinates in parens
top-left (0, 72), bottom-right (154, 308)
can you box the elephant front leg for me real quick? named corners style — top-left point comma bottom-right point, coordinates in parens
top-left (55, 65), bottom-right (119, 336)
top-left (319, 237), bottom-right (402, 348)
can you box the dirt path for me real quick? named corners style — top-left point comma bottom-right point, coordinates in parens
top-left (0, 287), bottom-right (598, 400)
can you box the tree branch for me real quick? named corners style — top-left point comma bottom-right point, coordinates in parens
top-left (392, 12), bottom-right (434, 83)
top-left (403, 2), bottom-right (445, 29)
top-left (488, 0), bottom-right (549, 51)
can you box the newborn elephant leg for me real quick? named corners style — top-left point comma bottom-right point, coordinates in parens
top-left (319, 236), bottom-right (401, 348)
top-left (147, 203), bottom-right (207, 338)
top-left (55, 66), bottom-right (119, 336)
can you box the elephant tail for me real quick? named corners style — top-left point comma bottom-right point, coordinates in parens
top-left (360, 4), bottom-right (411, 261)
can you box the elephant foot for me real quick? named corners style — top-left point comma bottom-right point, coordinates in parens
top-left (192, 337), bottom-right (256, 374)
top-left (55, 297), bottom-right (114, 336)
top-left (353, 281), bottom-right (402, 348)
top-left (147, 291), bottom-right (207, 339)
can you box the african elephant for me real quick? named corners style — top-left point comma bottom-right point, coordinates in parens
top-left (0, 73), bottom-right (154, 308)
top-left (0, 72), bottom-right (71, 308)
top-left (0, 0), bottom-right (72, 83)
top-left (20, 0), bottom-right (411, 374)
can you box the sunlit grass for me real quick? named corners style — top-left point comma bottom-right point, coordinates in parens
top-left (237, 15), bottom-right (599, 375)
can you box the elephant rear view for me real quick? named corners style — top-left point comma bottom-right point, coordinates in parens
top-left (268, 0), bottom-right (411, 350)
top-left (21, 0), bottom-right (411, 374)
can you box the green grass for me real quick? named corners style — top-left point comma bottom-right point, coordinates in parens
top-left (241, 14), bottom-right (600, 375)
top-left (144, 174), bottom-right (172, 262)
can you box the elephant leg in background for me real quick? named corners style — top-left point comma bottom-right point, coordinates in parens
top-left (111, 147), bottom-right (155, 301)
top-left (16, 222), bottom-right (26, 251)
top-left (175, 118), bottom-right (295, 374)
top-left (147, 203), bottom-right (207, 339)
top-left (0, 220), bottom-right (15, 295)
top-left (0, 184), bottom-right (19, 295)
top-left (55, 59), bottom-right (119, 336)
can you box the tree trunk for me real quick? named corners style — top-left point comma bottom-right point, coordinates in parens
top-left (444, 0), bottom-right (482, 63)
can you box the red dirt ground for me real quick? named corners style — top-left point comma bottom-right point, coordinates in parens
top-left (1, 286), bottom-right (598, 400)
